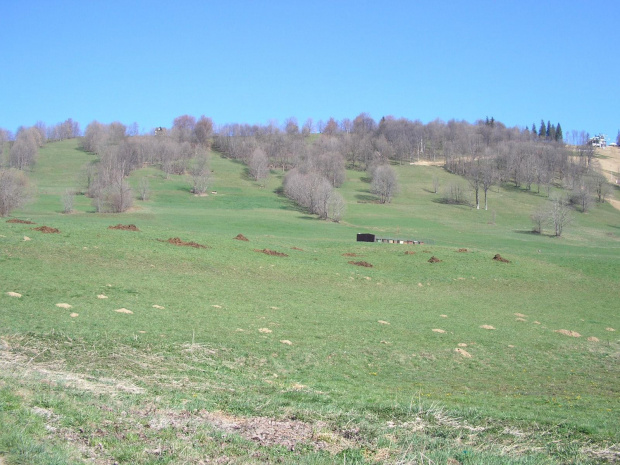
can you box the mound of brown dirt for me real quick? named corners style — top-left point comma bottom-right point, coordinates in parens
top-left (428, 256), bottom-right (442, 263)
top-left (554, 329), bottom-right (581, 338)
top-left (342, 253), bottom-right (358, 257)
top-left (234, 234), bottom-right (249, 241)
top-left (7, 219), bottom-right (35, 224)
top-left (34, 226), bottom-right (60, 233)
top-left (109, 224), bottom-right (140, 231)
top-left (493, 254), bottom-right (510, 263)
top-left (348, 261), bottom-right (373, 267)
top-left (291, 247), bottom-right (304, 251)
top-left (255, 249), bottom-right (288, 257)
top-left (457, 248), bottom-right (468, 252)
top-left (161, 237), bottom-right (207, 249)
top-left (404, 251), bottom-right (416, 255)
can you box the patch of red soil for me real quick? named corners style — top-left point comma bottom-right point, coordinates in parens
top-left (6, 219), bottom-right (35, 224)
top-left (233, 234), bottom-right (249, 241)
top-left (33, 226), bottom-right (60, 233)
top-left (404, 251), bottom-right (416, 255)
top-left (428, 256), bottom-right (442, 263)
top-left (457, 248), bottom-right (468, 252)
top-left (255, 249), bottom-right (288, 257)
top-left (493, 254), bottom-right (510, 263)
top-left (348, 261), bottom-right (373, 267)
top-left (342, 253), bottom-right (358, 257)
top-left (160, 237), bottom-right (207, 249)
top-left (291, 247), bottom-right (304, 251)
top-left (108, 224), bottom-right (140, 231)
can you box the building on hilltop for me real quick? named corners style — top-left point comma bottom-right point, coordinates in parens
top-left (588, 134), bottom-right (607, 148)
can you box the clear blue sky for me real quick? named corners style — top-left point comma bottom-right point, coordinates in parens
top-left (1, 0), bottom-right (618, 140)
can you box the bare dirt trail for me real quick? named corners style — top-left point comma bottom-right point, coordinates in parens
top-left (594, 147), bottom-right (620, 210)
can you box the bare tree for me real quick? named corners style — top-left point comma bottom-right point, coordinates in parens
top-left (81, 121), bottom-right (107, 153)
top-left (193, 116), bottom-right (213, 147)
top-left (188, 148), bottom-right (211, 195)
top-left (432, 175), bottom-right (440, 194)
top-left (248, 148), bottom-right (269, 181)
top-left (371, 164), bottom-right (398, 204)
top-left (284, 117), bottom-right (299, 136)
top-left (530, 207), bottom-right (547, 234)
top-left (172, 115), bottom-right (196, 143)
top-left (548, 194), bottom-right (572, 237)
top-left (138, 177), bottom-right (150, 201)
top-left (0, 169), bottom-right (28, 216)
top-left (0, 128), bottom-right (8, 162)
top-left (301, 118), bottom-right (314, 136)
top-left (62, 189), bottom-right (75, 213)
top-left (9, 130), bottom-right (38, 170)
top-left (570, 182), bottom-right (593, 213)
top-left (328, 190), bottom-right (346, 222)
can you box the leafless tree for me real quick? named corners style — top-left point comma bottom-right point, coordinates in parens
top-left (530, 207), bottom-right (547, 234)
top-left (62, 189), bottom-right (75, 213)
top-left (9, 129), bottom-right (38, 170)
top-left (588, 171), bottom-right (611, 203)
top-left (193, 116), bottom-right (213, 147)
top-left (172, 115), bottom-right (196, 143)
top-left (328, 190), bottom-right (346, 222)
top-left (248, 148), bottom-right (269, 181)
top-left (138, 177), bottom-right (150, 201)
top-left (301, 118), bottom-right (314, 136)
top-left (432, 175), bottom-right (440, 194)
top-left (82, 121), bottom-right (107, 153)
top-left (569, 182), bottom-right (594, 212)
top-left (371, 164), bottom-right (398, 204)
top-left (443, 182), bottom-right (468, 205)
top-left (0, 169), bottom-right (28, 216)
top-left (0, 128), bottom-right (8, 161)
top-left (284, 117), bottom-right (299, 136)
top-left (548, 194), bottom-right (572, 237)
top-left (188, 147), bottom-right (211, 195)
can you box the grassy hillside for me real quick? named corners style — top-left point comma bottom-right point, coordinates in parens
top-left (1, 139), bottom-right (619, 464)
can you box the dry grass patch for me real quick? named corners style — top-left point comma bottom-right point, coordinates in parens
top-left (5, 292), bottom-right (22, 298)
top-left (55, 303), bottom-right (72, 309)
top-left (455, 348), bottom-right (472, 358)
top-left (115, 308), bottom-right (133, 314)
top-left (554, 329), bottom-right (581, 337)
top-left (432, 329), bottom-right (446, 334)
top-left (480, 325), bottom-right (496, 330)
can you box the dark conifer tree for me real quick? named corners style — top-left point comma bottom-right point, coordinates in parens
top-left (538, 120), bottom-right (546, 138)
top-left (546, 121), bottom-right (551, 139)
top-left (555, 123), bottom-right (563, 142)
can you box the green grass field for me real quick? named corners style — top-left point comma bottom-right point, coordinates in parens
top-left (1, 139), bottom-right (619, 464)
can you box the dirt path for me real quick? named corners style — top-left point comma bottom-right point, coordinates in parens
top-left (594, 147), bottom-right (620, 211)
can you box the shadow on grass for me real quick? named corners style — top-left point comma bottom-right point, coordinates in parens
top-left (355, 193), bottom-right (379, 203)
top-left (431, 198), bottom-right (472, 207)
top-left (513, 230), bottom-right (557, 237)
top-left (360, 176), bottom-right (372, 184)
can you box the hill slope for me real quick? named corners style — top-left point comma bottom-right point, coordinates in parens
top-left (1, 139), bottom-right (619, 464)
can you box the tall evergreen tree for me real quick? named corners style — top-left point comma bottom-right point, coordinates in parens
top-left (538, 120), bottom-right (546, 138)
top-left (546, 121), bottom-right (551, 139)
top-left (532, 123), bottom-right (537, 137)
top-left (555, 123), bottom-right (563, 142)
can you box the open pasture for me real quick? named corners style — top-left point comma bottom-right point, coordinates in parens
top-left (1, 140), bottom-right (619, 464)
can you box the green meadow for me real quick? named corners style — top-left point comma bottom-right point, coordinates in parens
top-left (1, 139), bottom-right (619, 464)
